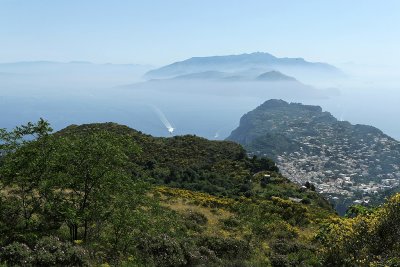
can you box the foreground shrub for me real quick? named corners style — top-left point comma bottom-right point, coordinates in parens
top-left (137, 233), bottom-right (187, 267)
top-left (0, 242), bottom-right (34, 266)
top-left (0, 236), bottom-right (88, 266)
top-left (184, 210), bottom-right (208, 225)
top-left (198, 236), bottom-right (251, 260)
top-left (269, 239), bottom-right (319, 267)
top-left (34, 236), bottom-right (88, 266)
top-left (318, 193), bottom-right (400, 266)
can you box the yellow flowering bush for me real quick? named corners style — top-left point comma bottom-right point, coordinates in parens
top-left (319, 193), bottom-right (400, 266)
top-left (154, 186), bottom-right (235, 208)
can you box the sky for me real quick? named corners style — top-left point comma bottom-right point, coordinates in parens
top-left (1, 0), bottom-right (400, 67)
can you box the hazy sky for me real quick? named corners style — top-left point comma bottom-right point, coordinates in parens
top-left (1, 0), bottom-right (400, 66)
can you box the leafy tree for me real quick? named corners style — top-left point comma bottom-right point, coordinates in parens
top-left (345, 204), bottom-right (374, 218)
top-left (0, 119), bottom-right (53, 242)
top-left (42, 130), bottom-right (140, 242)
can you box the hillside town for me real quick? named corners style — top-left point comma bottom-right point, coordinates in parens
top-left (232, 100), bottom-right (400, 207)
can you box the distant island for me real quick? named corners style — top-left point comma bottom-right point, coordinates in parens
top-left (145, 52), bottom-right (343, 81)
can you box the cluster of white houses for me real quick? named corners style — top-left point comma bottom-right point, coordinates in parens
top-left (257, 128), bottom-right (400, 205)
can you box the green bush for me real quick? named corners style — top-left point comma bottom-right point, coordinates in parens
top-left (0, 237), bottom-right (88, 267)
top-left (198, 236), bottom-right (251, 260)
top-left (137, 233), bottom-right (187, 267)
top-left (183, 243), bottom-right (221, 266)
top-left (184, 210), bottom-right (208, 232)
top-left (220, 217), bottom-right (240, 229)
top-left (270, 239), bottom-right (319, 267)
top-left (184, 210), bottom-right (208, 225)
top-left (1, 242), bottom-right (34, 266)
top-left (34, 236), bottom-right (88, 266)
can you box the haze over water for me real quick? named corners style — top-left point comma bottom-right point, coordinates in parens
top-left (1, 68), bottom-right (399, 141)
top-left (1, 1), bottom-right (399, 140)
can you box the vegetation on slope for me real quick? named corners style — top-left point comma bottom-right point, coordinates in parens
top-left (318, 193), bottom-right (400, 266)
top-left (58, 122), bottom-right (281, 199)
top-left (1, 119), bottom-right (397, 266)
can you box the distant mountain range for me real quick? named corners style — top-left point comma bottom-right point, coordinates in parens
top-left (227, 99), bottom-right (400, 214)
top-left (145, 52), bottom-right (343, 82)
top-left (157, 70), bottom-right (299, 83)
top-left (0, 61), bottom-right (152, 88)
top-left (0, 60), bottom-right (151, 73)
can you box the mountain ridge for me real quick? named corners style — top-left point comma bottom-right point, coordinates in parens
top-left (155, 70), bottom-right (299, 83)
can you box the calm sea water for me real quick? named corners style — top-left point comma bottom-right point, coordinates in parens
top-left (1, 82), bottom-right (399, 141)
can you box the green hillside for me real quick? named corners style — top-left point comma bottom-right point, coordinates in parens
top-left (1, 120), bottom-right (399, 266)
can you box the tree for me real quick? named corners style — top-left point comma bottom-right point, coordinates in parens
top-left (0, 119), bottom-right (54, 242)
top-left (345, 204), bottom-right (373, 218)
top-left (43, 130), bottom-right (140, 242)
top-left (0, 120), bottom-right (141, 244)
top-left (304, 181), bottom-right (316, 191)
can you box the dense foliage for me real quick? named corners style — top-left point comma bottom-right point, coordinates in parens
top-left (318, 193), bottom-right (400, 266)
top-left (58, 123), bottom-right (280, 199)
top-left (3, 120), bottom-right (397, 266)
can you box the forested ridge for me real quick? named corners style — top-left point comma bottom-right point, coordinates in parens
top-left (0, 120), bottom-right (399, 266)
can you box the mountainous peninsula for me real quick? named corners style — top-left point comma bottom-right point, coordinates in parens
top-left (227, 99), bottom-right (400, 213)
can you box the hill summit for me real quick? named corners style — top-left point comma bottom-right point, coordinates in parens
top-left (256, 71), bottom-right (297, 82)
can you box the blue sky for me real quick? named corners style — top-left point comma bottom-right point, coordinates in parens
top-left (1, 0), bottom-right (399, 66)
